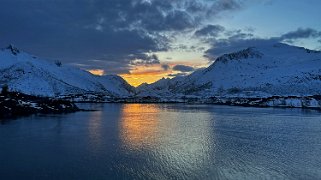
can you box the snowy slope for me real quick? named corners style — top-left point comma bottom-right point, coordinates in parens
top-left (96, 75), bottom-right (135, 96)
top-left (138, 43), bottom-right (321, 97)
top-left (0, 45), bottom-right (134, 97)
top-left (136, 76), bottom-right (185, 97)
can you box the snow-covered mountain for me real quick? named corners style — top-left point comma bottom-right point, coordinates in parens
top-left (2, 43), bottom-right (321, 100)
top-left (138, 43), bottom-right (321, 97)
top-left (0, 45), bottom-right (134, 97)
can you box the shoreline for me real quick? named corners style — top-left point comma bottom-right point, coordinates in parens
top-left (2, 91), bottom-right (321, 120)
top-left (67, 94), bottom-right (321, 110)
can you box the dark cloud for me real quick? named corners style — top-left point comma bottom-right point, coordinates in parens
top-left (164, 10), bottom-right (196, 30)
top-left (205, 38), bottom-right (278, 60)
top-left (0, 0), bottom-right (167, 73)
top-left (77, 60), bottom-right (132, 74)
top-left (194, 24), bottom-right (225, 37)
top-left (0, 0), bottom-right (244, 74)
top-left (225, 30), bottom-right (254, 40)
top-left (173, 64), bottom-right (195, 72)
top-left (205, 27), bottom-right (321, 60)
top-left (168, 73), bottom-right (188, 77)
top-left (280, 28), bottom-right (321, 40)
top-left (206, 0), bottom-right (242, 16)
top-left (190, 46), bottom-right (207, 52)
top-left (161, 64), bottom-right (170, 71)
top-left (130, 54), bottom-right (160, 65)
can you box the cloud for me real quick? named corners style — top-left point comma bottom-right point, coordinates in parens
top-left (173, 64), bottom-right (195, 72)
top-left (205, 38), bottom-right (278, 59)
top-left (194, 24), bottom-right (225, 37)
top-left (161, 64), bottom-right (170, 71)
top-left (168, 73), bottom-right (188, 77)
top-left (130, 53), bottom-right (160, 65)
top-left (204, 27), bottom-right (321, 60)
top-left (280, 28), bottom-right (321, 40)
top-left (207, 0), bottom-right (242, 16)
top-left (80, 60), bottom-right (132, 74)
top-left (0, 0), bottom-right (169, 73)
top-left (0, 0), bottom-right (246, 75)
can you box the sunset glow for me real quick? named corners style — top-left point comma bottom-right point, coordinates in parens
top-left (120, 65), bottom-right (172, 87)
top-left (119, 62), bottom-right (207, 87)
top-left (120, 104), bottom-right (159, 149)
top-left (120, 73), bottom-right (169, 87)
top-left (88, 69), bottom-right (105, 76)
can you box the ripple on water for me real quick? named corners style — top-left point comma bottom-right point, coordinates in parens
top-left (0, 104), bottom-right (321, 179)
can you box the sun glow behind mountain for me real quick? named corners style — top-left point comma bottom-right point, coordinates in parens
top-left (119, 64), bottom-right (170, 87)
top-left (87, 65), bottom-right (172, 86)
top-left (88, 69), bottom-right (105, 76)
top-left (87, 65), bottom-right (173, 86)
top-left (119, 61), bottom-right (207, 87)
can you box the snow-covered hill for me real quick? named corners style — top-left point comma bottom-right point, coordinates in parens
top-left (0, 45), bottom-right (134, 97)
top-left (138, 43), bottom-right (321, 97)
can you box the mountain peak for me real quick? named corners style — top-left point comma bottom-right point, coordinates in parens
top-left (5, 44), bottom-right (20, 55)
top-left (215, 47), bottom-right (263, 64)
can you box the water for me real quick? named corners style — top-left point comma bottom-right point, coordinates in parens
top-left (1, 104), bottom-right (321, 179)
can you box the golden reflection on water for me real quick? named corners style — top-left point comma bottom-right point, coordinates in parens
top-left (119, 103), bottom-right (215, 173)
top-left (120, 104), bottom-right (160, 150)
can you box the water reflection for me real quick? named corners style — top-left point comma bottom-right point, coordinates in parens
top-left (155, 107), bottom-right (215, 178)
top-left (2, 104), bottom-right (321, 179)
top-left (120, 104), bottom-right (216, 178)
top-left (120, 104), bottom-right (160, 150)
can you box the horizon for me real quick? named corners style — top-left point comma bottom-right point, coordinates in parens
top-left (0, 0), bottom-right (321, 86)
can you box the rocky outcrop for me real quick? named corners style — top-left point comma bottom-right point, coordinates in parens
top-left (0, 91), bottom-right (79, 119)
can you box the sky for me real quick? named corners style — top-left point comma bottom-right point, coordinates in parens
top-left (0, 0), bottom-right (321, 86)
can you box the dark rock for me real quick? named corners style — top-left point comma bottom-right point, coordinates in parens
top-left (6, 44), bottom-right (20, 55)
top-left (0, 91), bottom-right (79, 119)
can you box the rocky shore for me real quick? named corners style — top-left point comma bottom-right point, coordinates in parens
top-left (0, 91), bottom-right (80, 119)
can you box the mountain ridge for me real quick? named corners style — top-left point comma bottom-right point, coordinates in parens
top-left (137, 43), bottom-right (321, 97)
top-left (0, 45), bottom-right (134, 97)
top-left (1, 43), bottom-right (321, 100)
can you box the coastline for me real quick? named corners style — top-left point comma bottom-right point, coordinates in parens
top-left (2, 91), bottom-right (320, 120)
top-left (60, 94), bottom-right (321, 110)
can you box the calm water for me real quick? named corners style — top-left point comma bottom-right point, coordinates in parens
top-left (1, 104), bottom-right (321, 179)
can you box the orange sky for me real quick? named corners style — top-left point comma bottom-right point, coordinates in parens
top-left (88, 69), bottom-right (105, 76)
top-left (121, 62), bottom-right (208, 87)
top-left (120, 65), bottom-right (172, 87)
top-left (88, 62), bottom-right (208, 87)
